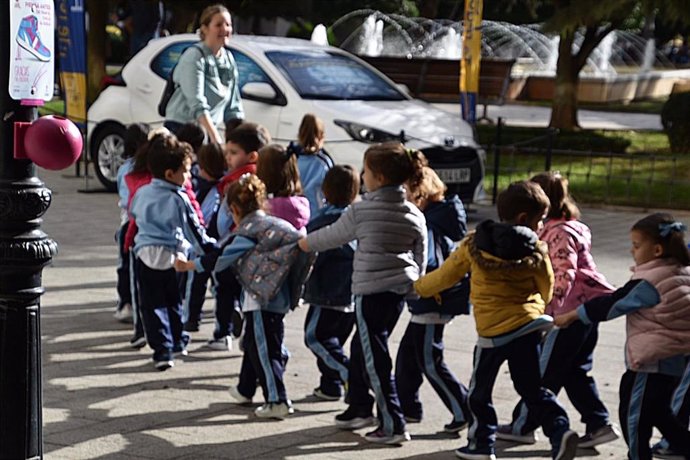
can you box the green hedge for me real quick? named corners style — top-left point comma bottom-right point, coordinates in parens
top-left (476, 125), bottom-right (632, 153)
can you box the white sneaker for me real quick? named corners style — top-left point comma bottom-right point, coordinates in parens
top-left (229, 386), bottom-right (253, 405)
top-left (495, 423), bottom-right (538, 444)
top-left (254, 402), bottom-right (294, 420)
top-left (113, 303), bottom-right (133, 323)
top-left (153, 359), bottom-right (174, 371)
top-left (205, 336), bottom-right (232, 351)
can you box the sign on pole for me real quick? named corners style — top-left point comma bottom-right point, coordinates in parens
top-left (9, 0), bottom-right (54, 102)
top-left (460, 0), bottom-right (483, 125)
top-left (56, 0), bottom-right (87, 130)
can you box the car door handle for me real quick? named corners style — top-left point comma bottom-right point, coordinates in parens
top-left (137, 84), bottom-right (153, 94)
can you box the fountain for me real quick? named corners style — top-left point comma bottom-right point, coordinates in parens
top-left (310, 23), bottom-right (328, 46)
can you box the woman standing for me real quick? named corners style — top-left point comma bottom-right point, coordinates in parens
top-left (164, 4), bottom-right (244, 144)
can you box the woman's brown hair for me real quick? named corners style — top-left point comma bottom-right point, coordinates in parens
top-left (256, 144), bottom-right (303, 197)
top-left (198, 4), bottom-right (230, 40)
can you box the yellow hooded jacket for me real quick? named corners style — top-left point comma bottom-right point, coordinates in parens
top-left (414, 222), bottom-right (554, 338)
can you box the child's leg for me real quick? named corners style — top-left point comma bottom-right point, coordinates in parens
top-left (304, 305), bottom-right (354, 396)
top-left (130, 253), bottom-right (145, 342)
top-left (182, 269), bottom-right (211, 330)
top-left (246, 311), bottom-right (287, 403)
top-left (506, 332), bottom-right (569, 444)
top-left (214, 273), bottom-right (242, 339)
top-left (466, 344), bottom-right (505, 452)
top-left (655, 357), bottom-right (690, 454)
top-left (394, 322), bottom-right (424, 421)
top-left (421, 323), bottom-right (470, 424)
top-left (355, 292), bottom-right (406, 435)
top-left (115, 222), bottom-right (131, 309)
top-left (237, 316), bottom-right (258, 399)
top-left (135, 260), bottom-right (175, 362)
top-left (165, 274), bottom-right (189, 354)
top-left (346, 328), bottom-right (375, 413)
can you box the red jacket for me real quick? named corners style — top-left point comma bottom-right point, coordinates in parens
top-left (217, 163), bottom-right (257, 195)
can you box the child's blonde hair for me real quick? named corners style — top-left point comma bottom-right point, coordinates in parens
top-left (408, 166), bottom-right (447, 207)
top-left (225, 174), bottom-right (266, 219)
top-left (631, 213), bottom-right (690, 266)
top-left (297, 113), bottom-right (325, 153)
top-left (256, 144), bottom-right (303, 197)
top-left (364, 141), bottom-right (427, 190)
top-left (531, 171), bottom-right (580, 220)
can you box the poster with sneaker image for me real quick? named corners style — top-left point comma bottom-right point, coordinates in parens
top-left (9, 0), bottom-right (54, 101)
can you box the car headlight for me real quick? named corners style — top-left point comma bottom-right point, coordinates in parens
top-left (334, 120), bottom-right (407, 144)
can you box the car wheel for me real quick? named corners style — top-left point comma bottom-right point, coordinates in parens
top-left (91, 123), bottom-right (126, 192)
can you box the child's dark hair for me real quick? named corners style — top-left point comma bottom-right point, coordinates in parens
top-left (322, 165), bottom-right (360, 207)
top-left (131, 130), bottom-right (173, 174)
top-left (497, 180), bottom-right (550, 223)
top-left (631, 213), bottom-right (690, 265)
top-left (297, 113), bottom-right (325, 153)
top-left (197, 142), bottom-right (226, 180)
top-left (225, 122), bottom-right (271, 153)
top-left (531, 172), bottom-right (580, 220)
top-left (124, 123), bottom-right (150, 159)
top-left (364, 142), bottom-right (427, 189)
top-left (226, 173), bottom-right (266, 218)
top-left (257, 144), bottom-right (303, 197)
top-left (175, 122), bottom-right (206, 153)
top-left (147, 137), bottom-right (193, 180)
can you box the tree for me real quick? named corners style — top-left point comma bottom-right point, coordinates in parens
top-left (535, 0), bottom-right (690, 130)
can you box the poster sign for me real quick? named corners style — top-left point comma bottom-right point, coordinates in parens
top-left (9, 0), bottom-right (55, 102)
top-left (56, 0), bottom-right (87, 129)
top-left (460, 0), bottom-right (483, 125)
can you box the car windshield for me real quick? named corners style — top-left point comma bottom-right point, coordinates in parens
top-left (266, 50), bottom-right (405, 101)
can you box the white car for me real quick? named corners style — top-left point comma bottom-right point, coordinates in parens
top-left (87, 33), bottom-right (485, 202)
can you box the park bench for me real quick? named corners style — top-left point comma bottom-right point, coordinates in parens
top-left (360, 56), bottom-right (516, 121)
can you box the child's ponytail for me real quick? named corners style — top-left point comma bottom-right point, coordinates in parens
top-left (364, 141), bottom-right (427, 189)
top-left (226, 173), bottom-right (266, 219)
top-left (531, 171), bottom-right (580, 220)
top-left (297, 113), bottom-right (325, 154)
top-left (632, 213), bottom-right (690, 266)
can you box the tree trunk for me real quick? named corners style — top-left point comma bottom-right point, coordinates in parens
top-left (86, 0), bottom-right (107, 105)
top-left (549, 31), bottom-right (580, 130)
top-left (420, 0), bottom-right (439, 19)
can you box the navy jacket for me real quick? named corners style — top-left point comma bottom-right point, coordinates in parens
top-left (408, 195), bottom-right (470, 316)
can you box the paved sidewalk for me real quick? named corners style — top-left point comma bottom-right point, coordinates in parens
top-left (39, 169), bottom-right (686, 459)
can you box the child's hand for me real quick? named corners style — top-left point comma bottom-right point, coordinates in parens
top-left (298, 238), bottom-right (310, 252)
top-left (174, 258), bottom-right (194, 272)
top-left (554, 310), bottom-right (579, 328)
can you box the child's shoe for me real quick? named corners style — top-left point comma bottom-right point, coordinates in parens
top-left (652, 441), bottom-right (685, 459)
top-left (404, 415), bottom-right (422, 423)
top-left (444, 419), bottom-right (469, 433)
top-left (363, 427), bottom-right (411, 445)
top-left (229, 385), bottom-right (253, 405)
top-left (254, 401), bottom-right (294, 420)
top-left (578, 423), bottom-right (620, 448)
top-left (153, 359), bottom-right (174, 371)
top-left (183, 320), bottom-right (199, 332)
top-left (114, 303), bottom-right (133, 323)
top-left (313, 387), bottom-right (341, 401)
top-left (334, 406), bottom-right (377, 430)
top-left (553, 430), bottom-right (579, 460)
top-left (129, 333), bottom-right (146, 349)
top-left (205, 336), bottom-right (232, 351)
top-left (495, 423), bottom-right (538, 444)
top-left (454, 445), bottom-right (496, 460)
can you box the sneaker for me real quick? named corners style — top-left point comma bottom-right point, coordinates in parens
top-left (254, 402), bottom-right (294, 420)
top-left (153, 359), bottom-right (174, 371)
top-left (444, 420), bottom-right (469, 433)
top-left (113, 303), bottom-right (133, 323)
top-left (454, 445), bottom-right (496, 460)
top-left (495, 423), bottom-right (538, 444)
top-left (652, 441), bottom-right (685, 459)
top-left (229, 386), bottom-right (253, 405)
top-left (129, 334), bottom-right (146, 349)
top-left (334, 406), bottom-right (377, 430)
top-left (313, 387), bottom-right (341, 401)
top-left (16, 15), bottom-right (51, 62)
top-left (174, 348), bottom-right (189, 358)
top-left (205, 336), bottom-right (232, 351)
top-left (578, 423), bottom-right (620, 448)
top-left (554, 430), bottom-right (579, 460)
top-left (405, 415), bottom-right (422, 423)
top-left (364, 427), bottom-right (411, 445)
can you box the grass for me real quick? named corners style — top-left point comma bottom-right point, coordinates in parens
top-left (509, 98), bottom-right (666, 115)
top-left (38, 99), bottom-right (65, 117)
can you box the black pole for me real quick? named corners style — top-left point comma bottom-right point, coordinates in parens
top-left (491, 117), bottom-right (503, 205)
top-left (0, 9), bottom-right (57, 460)
top-left (545, 127), bottom-right (555, 171)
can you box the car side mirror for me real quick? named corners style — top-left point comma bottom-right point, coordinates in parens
top-left (241, 82), bottom-right (277, 101)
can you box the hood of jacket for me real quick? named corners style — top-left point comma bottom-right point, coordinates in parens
top-left (424, 195), bottom-right (467, 242)
top-left (472, 220), bottom-right (545, 270)
top-left (268, 195), bottom-right (311, 231)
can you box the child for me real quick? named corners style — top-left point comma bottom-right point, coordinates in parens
top-left (299, 141), bottom-right (428, 445)
top-left (176, 174), bottom-right (307, 419)
top-left (257, 144), bottom-right (310, 233)
top-left (114, 122), bottom-right (150, 323)
top-left (175, 122), bottom-right (207, 190)
top-left (415, 180), bottom-right (578, 460)
top-left (183, 142), bottom-right (227, 338)
top-left (498, 172), bottom-right (618, 448)
top-left (303, 165), bottom-right (359, 401)
top-left (129, 136), bottom-right (216, 370)
top-left (288, 113), bottom-right (334, 217)
top-left (395, 166), bottom-right (472, 434)
top-left (556, 213), bottom-right (690, 460)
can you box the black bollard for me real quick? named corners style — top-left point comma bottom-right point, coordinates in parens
top-left (0, 9), bottom-right (57, 460)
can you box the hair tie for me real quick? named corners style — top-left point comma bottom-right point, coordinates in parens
top-left (659, 221), bottom-right (687, 237)
top-left (239, 173), bottom-right (255, 192)
top-left (405, 148), bottom-right (415, 159)
top-left (285, 144), bottom-right (297, 160)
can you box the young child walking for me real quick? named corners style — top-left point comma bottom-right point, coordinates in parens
top-left (395, 166), bottom-right (472, 434)
top-left (415, 180), bottom-right (578, 460)
top-left (303, 165), bottom-right (360, 401)
top-left (129, 136), bottom-right (216, 370)
top-left (289, 113), bottom-right (333, 217)
top-left (177, 174), bottom-right (308, 419)
top-left (498, 172), bottom-right (619, 448)
top-left (556, 213), bottom-right (690, 460)
top-left (299, 141), bottom-right (428, 445)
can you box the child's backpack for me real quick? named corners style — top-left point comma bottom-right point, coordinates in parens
top-left (157, 44), bottom-right (205, 117)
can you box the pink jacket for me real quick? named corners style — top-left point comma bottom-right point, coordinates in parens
top-left (628, 258), bottom-right (690, 368)
top-left (539, 219), bottom-right (614, 316)
top-left (267, 196), bottom-right (311, 235)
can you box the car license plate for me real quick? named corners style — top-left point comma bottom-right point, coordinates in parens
top-left (436, 168), bottom-right (470, 184)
